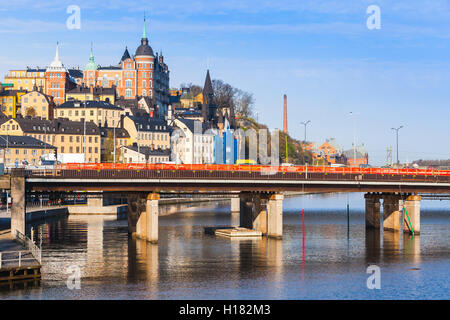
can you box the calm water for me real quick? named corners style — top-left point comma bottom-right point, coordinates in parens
top-left (1, 193), bottom-right (449, 299)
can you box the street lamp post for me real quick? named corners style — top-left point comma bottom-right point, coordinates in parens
top-left (113, 125), bottom-right (116, 164)
top-left (391, 126), bottom-right (403, 165)
top-left (349, 112), bottom-right (359, 167)
top-left (300, 120), bottom-right (311, 143)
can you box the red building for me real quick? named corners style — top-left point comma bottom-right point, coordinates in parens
top-left (45, 43), bottom-right (76, 105)
top-left (82, 18), bottom-right (170, 117)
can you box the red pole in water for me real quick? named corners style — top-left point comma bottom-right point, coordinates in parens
top-left (302, 208), bottom-right (305, 258)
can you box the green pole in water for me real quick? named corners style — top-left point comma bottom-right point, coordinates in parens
top-left (403, 207), bottom-right (415, 237)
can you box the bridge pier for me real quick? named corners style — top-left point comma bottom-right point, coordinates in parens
top-left (238, 192), bottom-right (283, 238)
top-left (364, 193), bottom-right (381, 229)
top-left (128, 193), bottom-right (159, 243)
top-left (231, 197), bottom-right (240, 212)
top-left (382, 194), bottom-right (402, 232)
top-left (403, 195), bottom-right (421, 235)
top-left (239, 192), bottom-right (254, 229)
top-left (87, 195), bottom-right (103, 207)
top-left (252, 194), bottom-right (268, 234)
top-left (10, 175), bottom-right (26, 238)
top-left (267, 193), bottom-right (284, 239)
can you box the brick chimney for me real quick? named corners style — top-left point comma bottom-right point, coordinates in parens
top-left (283, 94), bottom-right (287, 134)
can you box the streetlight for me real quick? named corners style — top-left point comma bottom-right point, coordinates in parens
top-left (300, 120), bottom-right (311, 143)
top-left (349, 112), bottom-right (359, 167)
top-left (391, 126), bottom-right (403, 165)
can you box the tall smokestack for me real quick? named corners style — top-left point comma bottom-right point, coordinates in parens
top-left (283, 94), bottom-right (288, 133)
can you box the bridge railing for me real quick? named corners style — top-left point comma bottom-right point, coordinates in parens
top-left (25, 163), bottom-right (450, 179)
top-left (0, 250), bottom-right (37, 269)
top-left (15, 231), bottom-right (41, 264)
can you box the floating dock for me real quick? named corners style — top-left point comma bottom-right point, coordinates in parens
top-left (0, 250), bottom-right (41, 283)
top-left (205, 226), bottom-right (262, 238)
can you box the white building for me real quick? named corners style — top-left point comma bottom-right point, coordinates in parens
top-left (121, 145), bottom-right (170, 163)
top-left (171, 118), bottom-right (215, 164)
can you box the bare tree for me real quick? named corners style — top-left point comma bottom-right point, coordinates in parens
top-left (234, 90), bottom-right (254, 118)
top-left (212, 79), bottom-right (236, 109)
top-left (180, 82), bottom-right (203, 97)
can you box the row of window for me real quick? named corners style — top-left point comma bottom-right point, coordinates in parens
top-left (1, 149), bottom-right (45, 155)
top-left (60, 146), bottom-right (98, 154)
top-left (138, 133), bottom-right (168, 141)
top-left (9, 72), bottom-right (44, 77)
top-left (22, 98), bottom-right (47, 104)
top-left (1, 106), bottom-right (13, 112)
top-left (126, 156), bottom-right (167, 163)
top-left (59, 109), bottom-right (118, 117)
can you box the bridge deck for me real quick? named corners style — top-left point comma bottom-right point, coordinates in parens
top-left (24, 169), bottom-right (450, 194)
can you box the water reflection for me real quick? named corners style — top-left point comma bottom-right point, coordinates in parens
top-left (0, 194), bottom-right (448, 299)
top-left (365, 228), bottom-right (381, 264)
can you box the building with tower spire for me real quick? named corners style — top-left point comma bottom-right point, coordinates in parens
top-left (45, 42), bottom-right (76, 105)
top-left (81, 16), bottom-right (170, 118)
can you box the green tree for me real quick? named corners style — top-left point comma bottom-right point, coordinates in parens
top-left (26, 107), bottom-right (37, 117)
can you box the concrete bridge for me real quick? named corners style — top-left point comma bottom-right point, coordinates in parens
top-left (2, 167), bottom-right (450, 243)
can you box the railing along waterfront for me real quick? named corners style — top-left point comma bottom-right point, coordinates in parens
top-left (0, 250), bottom-right (38, 269)
top-left (15, 231), bottom-right (42, 264)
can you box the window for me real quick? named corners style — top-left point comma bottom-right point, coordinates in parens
top-left (61, 136), bottom-right (64, 142)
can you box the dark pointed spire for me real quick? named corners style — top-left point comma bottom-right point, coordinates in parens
top-left (120, 46), bottom-right (131, 62)
top-left (203, 69), bottom-right (213, 95)
top-left (203, 69), bottom-right (214, 106)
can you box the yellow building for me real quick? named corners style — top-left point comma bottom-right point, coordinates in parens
top-left (55, 100), bottom-right (125, 128)
top-left (0, 135), bottom-right (56, 167)
top-left (0, 117), bottom-right (101, 163)
top-left (4, 68), bottom-right (46, 91)
top-left (194, 92), bottom-right (203, 104)
top-left (121, 115), bottom-right (170, 150)
top-left (20, 90), bottom-right (55, 120)
top-left (66, 86), bottom-right (116, 104)
top-left (0, 88), bottom-right (27, 118)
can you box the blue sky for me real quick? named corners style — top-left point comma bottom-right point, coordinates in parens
top-left (1, 0), bottom-right (450, 165)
